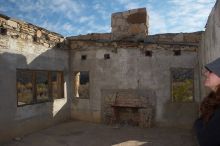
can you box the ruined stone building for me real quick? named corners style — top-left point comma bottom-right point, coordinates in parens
top-left (0, 0), bottom-right (219, 142)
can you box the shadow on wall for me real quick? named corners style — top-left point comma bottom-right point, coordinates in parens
top-left (0, 42), bottom-right (70, 142)
top-left (0, 52), bottom-right (27, 125)
top-left (28, 44), bottom-right (70, 117)
top-left (28, 44), bottom-right (70, 118)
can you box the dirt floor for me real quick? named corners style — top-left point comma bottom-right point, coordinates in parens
top-left (3, 121), bottom-right (198, 146)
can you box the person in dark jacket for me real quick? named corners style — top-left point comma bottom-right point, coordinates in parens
top-left (194, 58), bottom-right (220, 146)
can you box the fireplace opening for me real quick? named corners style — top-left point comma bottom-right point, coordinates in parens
top-left (117, 107), bottom-right (139, 126)
top-left (103, 90), bottom-right (153, 127)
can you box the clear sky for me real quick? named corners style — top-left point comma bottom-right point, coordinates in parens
top-left (0, 0), bottom-right (216, 37)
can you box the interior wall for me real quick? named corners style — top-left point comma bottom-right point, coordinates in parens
top-left (0, 35), bottom-right (71, 142)
top-left (70, 47), bottom-right (199, 128)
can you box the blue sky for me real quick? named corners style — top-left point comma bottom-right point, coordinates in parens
top-left (0, 0), bottom-right (216, 37)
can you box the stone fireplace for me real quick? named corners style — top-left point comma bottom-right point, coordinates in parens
top-left (101, 89), bottom-right (155, 127)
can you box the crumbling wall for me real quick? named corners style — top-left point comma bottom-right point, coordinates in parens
top-left (111, 8), bottom-right (148, 40)
top-left (0, 5), bottom-right (205, 143)
top-left (0, 14), bottom-right (64, 48)
top-left (69, 31), bottom-right (201, 128)
top-left (68, 33), bottom-right (111, 41)
top-left (0, 14), bottom-right (70, 143)
top-left (146, 32), bottom-right (203, 43)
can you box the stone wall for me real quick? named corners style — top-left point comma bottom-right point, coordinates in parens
top-left (69, 31), bottom-right (201, 128)
top-left (0, 14), bottom-right (64, 48)
top-left (0, 5), bottom-right (206, 143)
top-left (101, 89), bottom-right (154, 127)
top-left (68, 32), bottom-right (201, 52)
top-left (146, 32), bottom-right (202, 43)
top-left (68, 33), bottom-right (111, 41)
top-left (67, 8), bottom-right (202, 128)
top-left (111, 8), bottom-right (148, 40)
top-left (0, 14), bottom-right (70, 143)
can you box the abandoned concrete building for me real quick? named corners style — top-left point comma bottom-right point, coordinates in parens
top-left (0, 0), bottom-right (219, 144)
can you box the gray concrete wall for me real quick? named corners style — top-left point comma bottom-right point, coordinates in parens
top-left (0, 35), bottom-right (71, 142)
top-left (199, 0), bottom-right (220, 97)
top-left (70, 47), bottom-right (199, 128)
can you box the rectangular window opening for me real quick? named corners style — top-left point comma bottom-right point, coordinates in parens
top-left (173, 50), bottom-right (181, 56)
top-left (16, 69), bottom-right (64, 106)
top-left (171, 68), bottom-right (194, 102)
top-left (81, 55), bottom-right (87, 60)
top-left (145, 50), bottom-right (152, 57)
top-left (73, 71), bottom-right (89, 99)
top-left (104, 54), bottom-right (110, 59)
